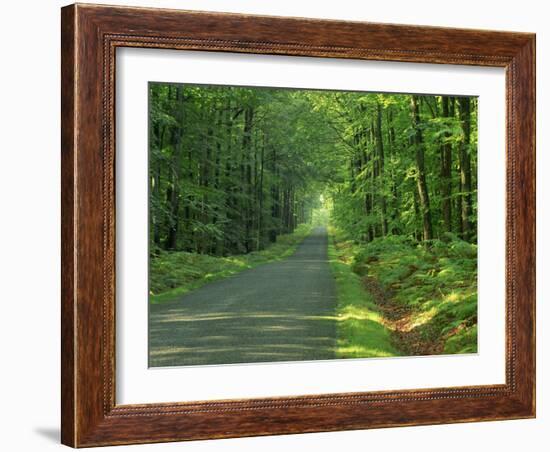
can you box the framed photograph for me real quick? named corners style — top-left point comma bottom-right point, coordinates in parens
top-left (61, 3), bottom-right (535, 447)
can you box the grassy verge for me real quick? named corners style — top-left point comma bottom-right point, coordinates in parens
top-left (331, 227), bottom-right (478, 355)
top-left (327, 230), bottom-right (399, 359)
top-left (149, 224), bottom-right (312, 304)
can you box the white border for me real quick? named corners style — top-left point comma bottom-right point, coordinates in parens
top-left (116, 48), bottom-right (506, 405)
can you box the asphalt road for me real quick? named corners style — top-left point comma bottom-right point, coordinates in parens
top-left (149, 226), bottom-right (338, 367)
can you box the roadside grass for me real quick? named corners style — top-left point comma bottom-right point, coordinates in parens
top-left (327, 233), bottom-right (399, 359)
top-left (331, 227), bottom-right (478, 355)
top-left (149, 224), bottom-right (312, 304)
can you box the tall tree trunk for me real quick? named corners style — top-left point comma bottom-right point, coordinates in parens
top-left (211, 109), bottom-right (223, 255)
top-left (256, 133), bottom-right (265, 250)
top-left (441, 96), bottom-right (453, 233)
top-left (412, 184), bottom-right (421, 242)
top-left (269, 147), bottom-right (279, 243)
top-left (165, 87), bottom-right (185, 250)
top-left (151, 122), bottom-right (165, 249)
top-left (361, 129), bottom-right (374, 242)
top-left (153, 159), bottom-right (162, 247)
top-left (375, 102), bottom-right (388, 236)
top-left (282, 188), bottom-right (289, 233)
top-left (458, 97), bottom-right (473, 241)
top-left (410, 95), bottom-right (433, 241)
top-left (288, 189), bottom-right (295, 232)
top-left (369, 123), bottom-right (377, 240)
top-left (242, 106), bottom-right (254, 252)
top-left (386, 108), bottom-right (400, 234)
top-left (200, 120), bottom-right (213, 254)
top-left (223, 102), bottom-right (237, 254)
top-left (448, 97), bottom-right (463, 237)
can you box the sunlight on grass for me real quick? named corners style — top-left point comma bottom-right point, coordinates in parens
top-left (329, 226), bottom-right (478, 355)
top-left (406, 307), bottom-right (437, 331)
top-left (337, 345), bottom-right (396, 358)
top-left (327, 232), bottom-right (399, 359)
top-left (445, 292), bottom-right (460, 303)
top-left (336, 305), bottom-right (384, 323)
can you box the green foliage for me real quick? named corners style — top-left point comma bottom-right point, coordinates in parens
top-left (323, 94), bottom-right (478, 244)
top-left (444, 325), bottom-right (478, 354)
top-left (149, 83), bottom-right (335, 257)
top-left (151, 83), bottom-right (478, 260)
top-left (332, 227), bottom-right (477, 354)
top-left (327, 238), bottom-right (399, 358)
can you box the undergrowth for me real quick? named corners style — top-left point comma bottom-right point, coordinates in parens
top-left (331, 227), bottom-right (478, 355)
top-left (327, 239), bottom-right (399, 359)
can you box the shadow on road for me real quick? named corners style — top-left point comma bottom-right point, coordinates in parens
top-left (149, 227), bottom-right (338, 367)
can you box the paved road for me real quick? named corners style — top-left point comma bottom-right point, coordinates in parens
top-left (149, 227), bottom-right (337, 367)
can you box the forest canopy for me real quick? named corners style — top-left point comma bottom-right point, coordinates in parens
top-left (149, 82), bottom-right (477, 255)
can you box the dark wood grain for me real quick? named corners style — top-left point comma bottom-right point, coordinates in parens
top-left (60, 5), bottom-right (76, 446)
top-left (61, 3), bottom-right (536, 447)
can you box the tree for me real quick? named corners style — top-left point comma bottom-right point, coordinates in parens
top-left (165, 86), bottom-right (185, 250)
top-left (410, 95), bottom-right (433, 241)
top-left (458, 96), bottom-right (473, 241)
top-left (149, 83), bottom-right (478, 259)
top-left (440, 96), bottom-right (453, 233)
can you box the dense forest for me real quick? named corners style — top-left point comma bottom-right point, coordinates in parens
top-left (149, 83), bottom-right (477, 254)
top-left (149, 82), bottom-right (478, 357)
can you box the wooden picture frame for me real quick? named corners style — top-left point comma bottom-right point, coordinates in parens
top-left (61, 3), bottom-right (535, 447)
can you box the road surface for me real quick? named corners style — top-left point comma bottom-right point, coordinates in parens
top-left (149, 227), bottom-right (337, 367)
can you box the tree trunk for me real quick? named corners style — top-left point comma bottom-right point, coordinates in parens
top-left (386, 108), bottom-right (400, 234)
top-left (361, 131), bottom-right (374, 242)
top-left (441, 96), bottom-right (453, 233)
top-left (257, 133), bottom-right (265, 250)
top-left (211, 109), bottom-right (223, 255)
top-left (165, 87), bottom-right (185, 250)
top-left (269, 146), bottom-right (280, 243)
top-left (410, 95), bottom-right (433, 241)
top-left (376, 102), bottom-right (388, 236)
top-left (200, 120), bottom-right (213, 254)
top-left (369, 123), bottom-right (377, 240)
top-left (223, 103), bottom-right (236, 254)
top-left (458, 96), bottom-right (473, 241)
top-left (151, 122), bottom-right (165, 248)
top-left (241, 106), bottom-right (254, 252)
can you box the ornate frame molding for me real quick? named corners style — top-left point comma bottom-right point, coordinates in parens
top-left (61, 4), bottom-right (535, 447)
